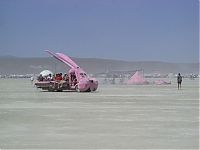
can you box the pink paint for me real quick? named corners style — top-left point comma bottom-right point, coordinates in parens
top-left (56, 53), bottom-right (79, 68)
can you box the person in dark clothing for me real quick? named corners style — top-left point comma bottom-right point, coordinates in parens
top-left (37, 74), bottom-right (43, 81)
top-left (177, 73), bottom-right (182, 89)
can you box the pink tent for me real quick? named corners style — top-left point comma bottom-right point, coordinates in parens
top-left (127, 71), bottom-right (149, 85)
top-left (154, 80), bottom-right (171, 85)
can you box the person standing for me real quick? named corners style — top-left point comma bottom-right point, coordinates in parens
top-left (177, 73), bottom-right (182, 89)
top-left (30, 76), bottom-right (34, 84)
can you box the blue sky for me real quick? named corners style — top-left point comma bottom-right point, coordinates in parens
top-left (0, 0), bottom-right (199, 63)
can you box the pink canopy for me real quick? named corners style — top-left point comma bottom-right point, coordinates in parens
top-left (154, 80), bottom-right (171, 85)
top-left (127, 71), bottom-right (149, 85)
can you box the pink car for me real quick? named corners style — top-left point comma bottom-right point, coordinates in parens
top-left (35, 50), bottom-right (98, 92)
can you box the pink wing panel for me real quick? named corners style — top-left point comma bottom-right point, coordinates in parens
top-left (56, 53), bottom-right (79, 68)
top-left (45, 50), bottom-right (74, 68)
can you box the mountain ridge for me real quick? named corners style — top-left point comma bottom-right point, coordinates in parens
top-left (0, 57), bottom-right (199, 75)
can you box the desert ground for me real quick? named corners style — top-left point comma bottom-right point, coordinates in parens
top-left (0, 78), bottom-right (199, 149)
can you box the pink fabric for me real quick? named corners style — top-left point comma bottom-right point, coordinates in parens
top-left (127, 71), bottom-right (149, 85)
top-left (155, 80), bottom-right (171, 85)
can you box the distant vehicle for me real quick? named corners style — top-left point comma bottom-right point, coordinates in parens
top-left (35, 50), bottom-right (98, 92)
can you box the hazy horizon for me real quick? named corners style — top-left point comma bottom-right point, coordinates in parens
top-left (0, 54), bottom-right (199, 64)
top-left (0, 0), bottom-right (199, 63)
top-left (0, 53), bottom-right (200, 64)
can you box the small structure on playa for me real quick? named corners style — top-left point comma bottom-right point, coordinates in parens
top-left (154, 80), bottom-right (171, 85)
top-left (127, 71), bottom-right (149, 85)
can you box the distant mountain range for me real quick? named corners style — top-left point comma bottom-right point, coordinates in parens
top-left (0, 57), bottom-right (199, 75)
